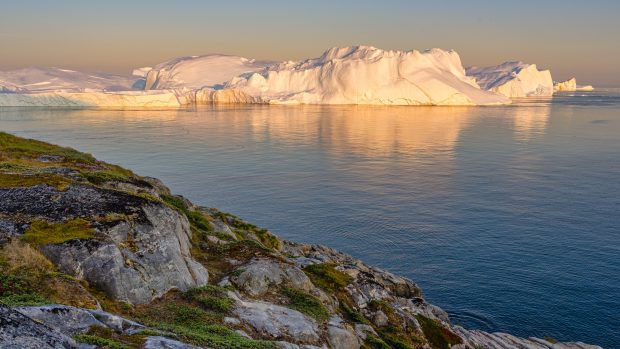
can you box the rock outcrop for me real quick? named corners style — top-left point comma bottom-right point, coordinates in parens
top-left (0, 133), bottom-right (602, 349)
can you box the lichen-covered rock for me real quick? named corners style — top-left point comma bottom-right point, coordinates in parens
top-left (143, 336), bottom-right (203, 349)
top-left (231, 293), bottom-right (320, 344)
top-left (326, 316), bottom-right (360, 349)
top-left (15, 305), bottom-right (104, 337)
top-left (231, 258), bottom-right (313, 296)
top-left (0, 184), bottom-right (209, 304)
top-left (0, 305), bottom-right (76, 349)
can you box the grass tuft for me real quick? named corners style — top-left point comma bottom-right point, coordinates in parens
top-left (282, 287), bottom-right (330, 322)
top-left (416, 315), bottom-right (462, 349)
top-left (303, 263), bottom-right (351, 293)
top-left (20, 218), bottom-right (94, 245)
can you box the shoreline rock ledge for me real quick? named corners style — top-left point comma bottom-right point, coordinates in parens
top-left (0, 132), bottom-right (602, 349)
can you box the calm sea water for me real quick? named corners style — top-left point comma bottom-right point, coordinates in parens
top-left (1, 91), bottom-right (619, 348)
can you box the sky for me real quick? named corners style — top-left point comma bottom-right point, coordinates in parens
top-left (1, 0), bottom-right (619, 86)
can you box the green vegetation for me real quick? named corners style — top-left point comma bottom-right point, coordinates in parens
top-left (282, 287), bottom-right (330, 322)
top-left (340, 302), bottom-right (368, 324)
top-left (0, 172), bottom-right (71, 189)
top-left (0, 240), bottom-right (99, 308)
top-left (184, 285), bottom-right (233, 314)
top-left (20, 219), bottom-right (94, 245)
top-left (74, 334), bottom-right (129, 349)
top-left (364, 335), bottom-right (391, 349)
top-left (303, 263), bottom-right (351, 293)
top-left (161, 194), bottom-right (213, 233)
top-left (416, 315), bottom-right (462, 349)
top-left (134, 298), bottom-right (273, 349)
top-left (0, 132), bottom-right (96, 164)
top-left (82, 170), bottom-right (129, 185)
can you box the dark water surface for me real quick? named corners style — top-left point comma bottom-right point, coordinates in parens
top-left (1, 90), bottom-right (619, 347)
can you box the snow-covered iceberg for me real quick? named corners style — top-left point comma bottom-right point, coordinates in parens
top-left (554, 78), bottom-right (594, 91)
top-left (197, 46), bottom-right (509, 106)
top-left (0, 67), bottom-right (140, 92)
top-left (143, 55), bottom-right (274, 90)
top-left (467, 62), bottom-right (553, 98)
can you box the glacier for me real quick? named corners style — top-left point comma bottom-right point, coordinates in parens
top-left (466, 62), bottom-right (553, 98)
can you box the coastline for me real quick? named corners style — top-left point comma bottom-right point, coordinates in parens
top-left (0, 132), bottom-right (601, 349)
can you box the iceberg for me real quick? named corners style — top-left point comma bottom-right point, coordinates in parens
top-left (143, 54), bottom-right (274, 90)
top-left (0, 67), bottom-right (140, 92)
top-left (197, 46), bottom-right (510, 106)
top-left (0, 90), bottom-right (181, 108)
top-left (554, 78), bottom-right (594, 91)
top-left (467, 62), bottom-right (553, 98)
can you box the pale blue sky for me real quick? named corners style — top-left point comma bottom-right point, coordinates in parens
top-left (1, 0), bottom-right (619, 85)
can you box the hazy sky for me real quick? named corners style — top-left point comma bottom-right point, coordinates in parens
top-left (1, 0), bottom-right (619, 85)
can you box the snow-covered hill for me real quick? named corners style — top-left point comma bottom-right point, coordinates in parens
top-left (143, 55), bottom-right (274, 90)
top-left (0, 67), bottom-right (140, 93)
top-left (467, 62), bottom-right (553, 98)
top-left (199, 46), bottom-right (509, 105)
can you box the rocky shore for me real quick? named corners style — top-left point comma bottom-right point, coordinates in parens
top-left (0, 132), bottom-right (601, 349)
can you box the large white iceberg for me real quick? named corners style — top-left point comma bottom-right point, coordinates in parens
top-left (197, 46), bottom-right (509, 106)
top-left (466, 62), bottom-right (553, 98)
top-left (554, 78), bottom-right (594, 92)
top-left (0, 67), bottom-right (140, 92)
top-left (143, 55), bottom-right (274, 90)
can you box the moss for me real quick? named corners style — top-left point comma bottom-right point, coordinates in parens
top-left (74, 334), bottom-right (129, 349)
top-left (0, 293), bottom-right (51, 306)
top-left (0, 132), bottom-right (96, 164)
top-left (282, 287), bottom-right (330, 322)
top-left (20, 219), bottom-right (94, 245)
top-left (365, 334), bottom-right (391, 349)
top-left (303, 263), bottom-right (352, 293)
top-left (161, 195), bottom-right (213, 233)
top-left (82, 170), bottom-right (129, 185)
top-left (0, 172), bottom-right (71, 189)
top-left (184, 285), bottom-right (233, 314)
top-left (340, 302), bottom-right (368, 324)
top-left (416, 315), bottom-right (462, 349)
top-left (253, 228), bottom-right (281, 250)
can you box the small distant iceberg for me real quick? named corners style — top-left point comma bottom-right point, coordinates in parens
top-left (554, 78), bottom-right (594, 92)
top-left (466, 62), bottom-right (553, 98)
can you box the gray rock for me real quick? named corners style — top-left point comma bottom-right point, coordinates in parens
top-left (372, 310), bottom-right (389, 327)
top-left (354, 324), bottom-right (377, 341)
top-left (231, 258), bottom-right (313, 297)
top-left (208, 218), bottom-right (237, 240)
top-left (326, 316), bottom-right (360, 349)
top-left (16, 305), bottom-right (105, 336)
top-left (232, 294), bottom-right (320, 344)
top-left (0, 305), bottom-right (76, 349)
top-left (88, 309), bottom-right (146, 334)
top-left (452, 327), bottom-right (603, 349)
top-left (143, 336), bottom-right (202, 349)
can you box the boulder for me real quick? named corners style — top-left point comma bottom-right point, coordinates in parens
top-left (326, 316), bottom-right (360, 349)
top-left (231, 293), bottom-right (320, 344)
top-left (231, 258), bottom-right (313, 296)
top-left (143, 336), bottom-right (202, 349)
top-left (0, 305), bottom-right (76, 349)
